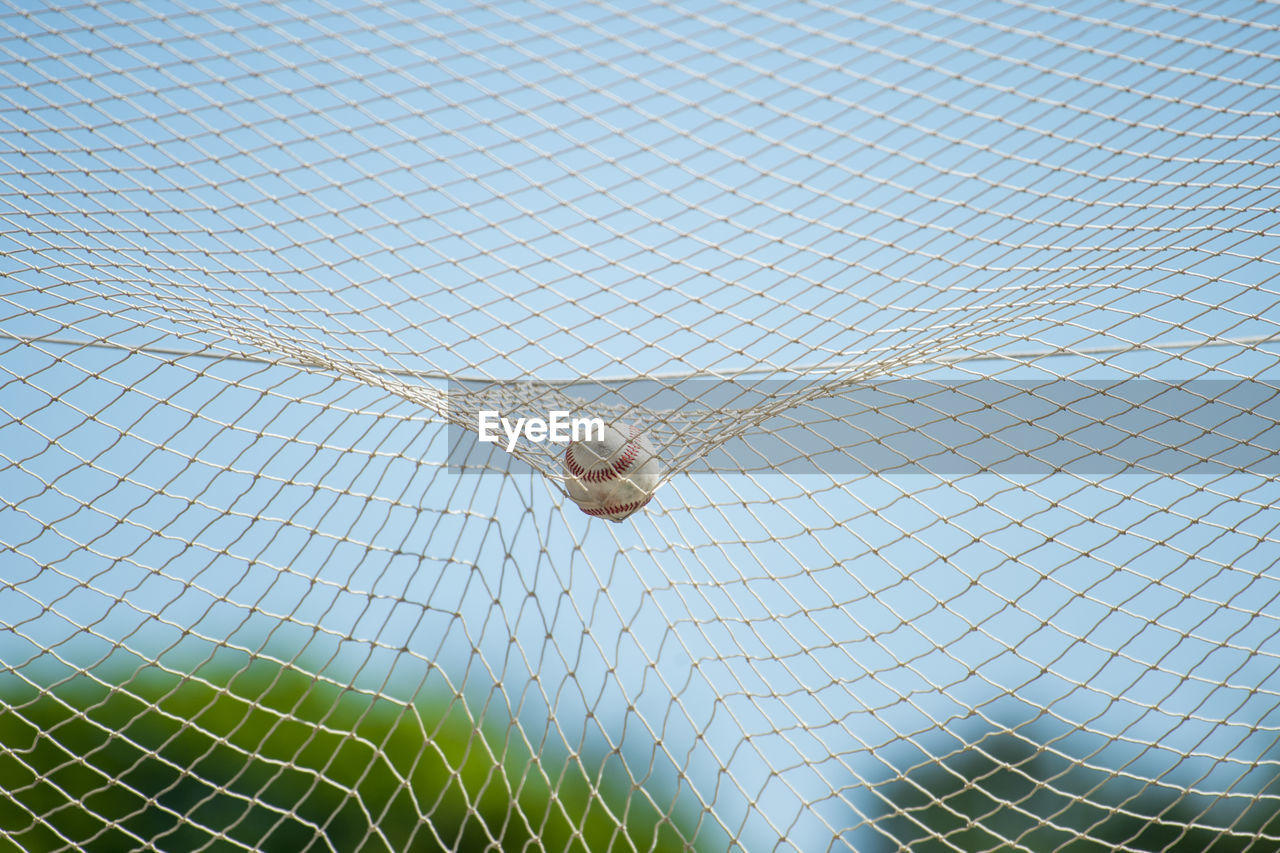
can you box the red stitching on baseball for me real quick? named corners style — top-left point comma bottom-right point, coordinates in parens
top-left (580, 495), bottom-right (652, 517)
top-left (566, 426), bottom-right (644, 484)
top-left (564, 445), bottom-right (586, 480)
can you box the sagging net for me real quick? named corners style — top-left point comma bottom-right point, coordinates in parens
top-left (3, 0), bottom-right (1280, 849)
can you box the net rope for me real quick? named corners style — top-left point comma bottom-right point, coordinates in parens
top-left (4, 0), bottom-right (1280, 850)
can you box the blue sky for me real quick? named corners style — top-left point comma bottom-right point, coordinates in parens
top-left (4, 0), bottom-right (1280, 848)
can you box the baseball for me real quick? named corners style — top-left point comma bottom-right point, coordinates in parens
top-left (563, 423), bottom-right (661, 522)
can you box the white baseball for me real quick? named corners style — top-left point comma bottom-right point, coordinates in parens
top-left (563, 423), bottom-right (661, 522)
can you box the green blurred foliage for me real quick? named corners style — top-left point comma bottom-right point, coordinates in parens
top-left (861, 728), bottom-right (1280, 852)
top-left (0, 660), bottom-right (701, 852)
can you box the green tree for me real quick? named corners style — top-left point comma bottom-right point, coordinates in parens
top-left (0, 660), bottom-right (705, 852)
top-left (859, 726), bottom-right (1280, 852)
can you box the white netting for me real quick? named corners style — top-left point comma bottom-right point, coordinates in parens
top-left (3, 0), bottom-right (1280, 850)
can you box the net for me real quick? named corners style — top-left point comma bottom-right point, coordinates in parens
top-left (4, 0), bottom-right (1280, 849)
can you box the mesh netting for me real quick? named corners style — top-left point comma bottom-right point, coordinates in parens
top-left (4, 0), bottom-right (1280, 850)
